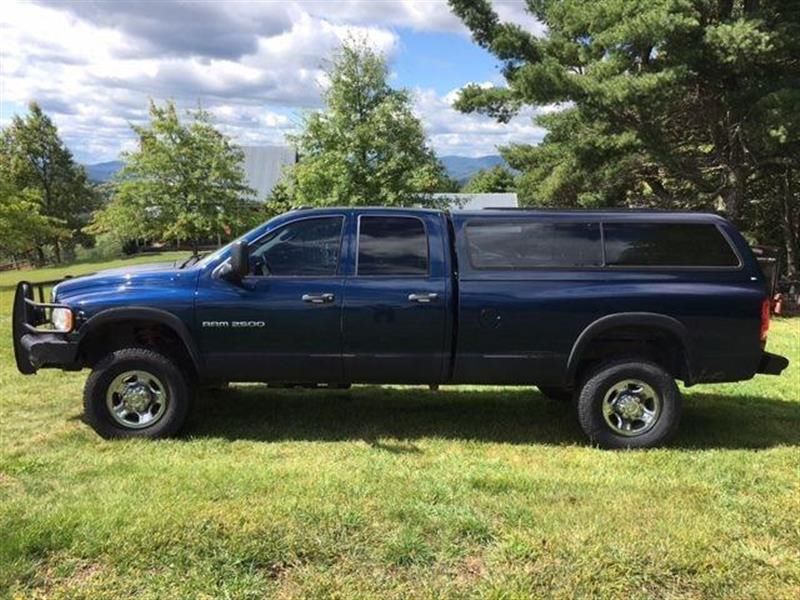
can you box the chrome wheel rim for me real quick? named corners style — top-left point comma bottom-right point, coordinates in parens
top-left (602, 378), bottom-right (661, 437)
top-left (105, 370), bottom-right (168, 430)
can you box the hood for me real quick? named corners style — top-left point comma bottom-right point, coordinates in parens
top-left (52, 262), bottom-right (198, 308)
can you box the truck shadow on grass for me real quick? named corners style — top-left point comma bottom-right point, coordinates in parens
top-left (185, 386), bottom-right (800, 450)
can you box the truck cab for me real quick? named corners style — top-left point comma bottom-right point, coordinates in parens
top-left (13, 207), bottom-right (789, 448)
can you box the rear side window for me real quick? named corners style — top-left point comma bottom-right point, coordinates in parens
top-left (466, 221), bottom-right (602, 269)
top-left (358, 216), bottom-right (429, 276)
top-left (604, 223), bottom-right (739, 267)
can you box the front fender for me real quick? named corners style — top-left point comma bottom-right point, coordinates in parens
top-left (76, 307), bottom-right (203, 372)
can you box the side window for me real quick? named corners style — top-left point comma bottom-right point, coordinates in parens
top-left (604, 223), bottom-right (739, 267)
top-left (357, 216), bottom-right (429, 276)
top-left (249, 217), bottom-right (343, 276)
top-left (465, 221), bottom-right (602, 269)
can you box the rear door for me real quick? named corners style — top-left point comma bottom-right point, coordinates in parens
top-left (452, 216), bottom-right (606, 385)
top-left (341, 213), bottom-right (449, 384)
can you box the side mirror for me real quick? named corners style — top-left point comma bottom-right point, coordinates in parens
top-left (227, 241), bottom-right (250, 281)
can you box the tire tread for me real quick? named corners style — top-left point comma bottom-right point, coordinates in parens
top-left (83, 347), bottom-right (191, 439)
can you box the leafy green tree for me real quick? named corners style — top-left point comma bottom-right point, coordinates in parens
top-left (449, 0), bottom-right (800, 275)
top-left (287, 39), bottom-right (453, 206)
top-left (0, 102), bottom-right (99, 262)
top-left (0, 173), bottom-right (66, 262)
top-left (462, 165), bottom-right (516, 193)
top-left (92, 101), bottom-right (256, 252)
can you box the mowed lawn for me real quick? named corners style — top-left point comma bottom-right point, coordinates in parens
top-left (0, 256), bottom-right (798, 599)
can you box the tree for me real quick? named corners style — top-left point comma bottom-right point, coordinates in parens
top-left (449, 0), bottom-right (800, 275)
top-left (0, 102), bottom-right (99, 262)
top-left (92, 101), bottom-right (257, 252)
top-left (462, 165), bottom-right (516, 193)
top-left (287, 39), bottom-right (453, 206)
top-left (0, 173), bottom-right (66, 262)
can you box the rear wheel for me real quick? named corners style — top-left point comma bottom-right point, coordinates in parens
top-left (576, 359), bottom-right (681, 449)
top-left (83, 347), bottom-right (191, 439)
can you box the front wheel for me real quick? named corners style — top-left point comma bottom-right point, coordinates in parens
top-left (576, 359), bottom-right (682, 449)
top-left (83, 348), bottom-right (191, 439)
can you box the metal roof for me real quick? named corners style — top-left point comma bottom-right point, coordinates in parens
top-left (431, 193), bottom-right (519, 210)
top-left (241, 145), bottom-right (296, 200)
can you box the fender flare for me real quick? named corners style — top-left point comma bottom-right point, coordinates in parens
top-left (566, 312), bottom-right (693, 384)
top-left (76, 307), bottom-right (203, 372)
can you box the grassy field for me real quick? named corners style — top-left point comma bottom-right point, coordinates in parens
top-left (0, 255), bottom-right (798, 599)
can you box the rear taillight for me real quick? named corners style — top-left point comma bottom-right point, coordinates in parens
top-left (760, 297), bottom-right (771, 344)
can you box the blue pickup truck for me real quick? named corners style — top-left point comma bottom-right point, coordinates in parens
top-left (13, 207), bottom-right (789, 448)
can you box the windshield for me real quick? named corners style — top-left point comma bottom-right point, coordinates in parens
top-left (193, 233), bottom-right (248, 268)
top-left (193, 214), bottom-right (284, 269)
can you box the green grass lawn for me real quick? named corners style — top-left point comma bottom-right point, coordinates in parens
top-left (1, 256), bottom-right (798, 598)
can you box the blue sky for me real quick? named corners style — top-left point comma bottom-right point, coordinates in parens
top-left (392, 30), bottom-right (502, 93)
top-left (1, 1), bottom-right (548, 164)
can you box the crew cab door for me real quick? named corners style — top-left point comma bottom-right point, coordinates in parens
top-left (341, 213), bottom-right (449, 384)
top-left (196, 214), bottom-right (346, 382)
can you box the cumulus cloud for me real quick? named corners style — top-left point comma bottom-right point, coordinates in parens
top-left (414, 87), bottom-right (549, 157)
top-left (36, 0), bottom-right (294, 60)
top-left (2, 1), bottom-right (545, 162)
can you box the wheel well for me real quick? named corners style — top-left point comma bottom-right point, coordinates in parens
top-left (571, 326), bottom-right (689, 384)
top-left (78, 319), bottom-right (197, 377)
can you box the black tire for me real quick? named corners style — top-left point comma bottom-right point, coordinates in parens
top-left (83, 347), bottom-right (192, 439)
top-left (576, 359), bottom-right (682, 449)
top-left (538, 386), bottom-right (574, 402)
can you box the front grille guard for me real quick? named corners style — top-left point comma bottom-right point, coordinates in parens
top-left (14, 279), bottom-right (73, 335)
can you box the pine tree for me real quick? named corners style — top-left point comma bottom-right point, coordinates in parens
top-left (449, 0), bottom-right (800, 274)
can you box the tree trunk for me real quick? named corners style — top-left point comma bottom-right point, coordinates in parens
top-left (35, 246), bottom-right (46, 266)
top-left (645, 178), bottom-right (673, 205)
top-left (780, 169), bottom-right (798, 278)
top-left (53, 239), bottom-right (62, 264)
top-left (721, 167), bottom-right (745, 225)
top-left (62, 241), bottom-right (76, 263)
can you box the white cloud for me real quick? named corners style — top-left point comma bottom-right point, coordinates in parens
top-left (494, 1), bottom-right (548, 36)
top-left (2, 1), bottom-right (544, 162)
top-left (414, 86), bottom-right (548, 157)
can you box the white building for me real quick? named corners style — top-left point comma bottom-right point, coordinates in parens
top-left (241, 145), bottom-right (296, 199)
top-left (239, 149), bottom-right (518, 210)
top-left (432, 192), bottom-right (519, 210)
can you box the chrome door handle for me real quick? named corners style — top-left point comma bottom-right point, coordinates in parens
top-left (302, 293), bottom-right (335, 304)
top-left (408, 292), bottom-right (439, 303)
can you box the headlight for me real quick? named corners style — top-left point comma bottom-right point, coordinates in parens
top-left (51, 307), bottom-right (74, 332)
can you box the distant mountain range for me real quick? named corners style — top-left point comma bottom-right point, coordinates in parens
top-left (83, 155), bottom-right (507, 184)
top-left (439, 155), bottom-right (507, 184)
top-left (84, 160), bottom-right (124, 183)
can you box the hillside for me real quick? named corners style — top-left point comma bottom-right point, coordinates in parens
top-left (84, 155), bottom-right (507, 185)
top-left (84, 160), bottom-right (124, 182)
top-left (439, 155), bottom-right (507, 183)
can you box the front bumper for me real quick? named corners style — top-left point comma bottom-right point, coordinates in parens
top-left (19, 333), bottom-right (79, 371)
top-left (757, 351), bottom-right (790, 376)
top-left (13, 280), bottom-right (79, 374)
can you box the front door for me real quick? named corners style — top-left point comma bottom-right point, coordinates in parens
top-left (197, 215), bottom-right (346, 382)
top-left (342, 214), bottom-right (448, 384)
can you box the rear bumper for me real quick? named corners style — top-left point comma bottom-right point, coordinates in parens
top-left (757, 351), bottom-right (789, 375)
